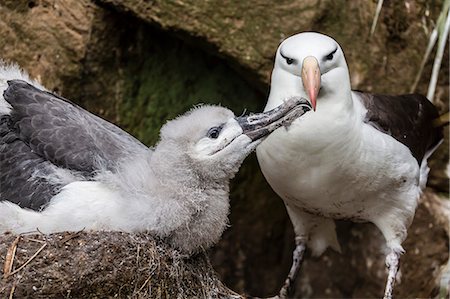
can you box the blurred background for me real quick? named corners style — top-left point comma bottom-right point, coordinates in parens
top-left (0, 0), bottom-right (448, 297)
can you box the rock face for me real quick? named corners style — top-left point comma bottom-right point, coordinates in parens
top-left (0, 0), bottom-right (448, 298)
top-left (0, 0), bottom-right (96, 93)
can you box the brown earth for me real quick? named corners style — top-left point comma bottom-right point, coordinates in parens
top-left (0, 232), bottom-right (241, 298)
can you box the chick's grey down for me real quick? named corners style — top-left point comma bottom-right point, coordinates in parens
top-left (0, 63), bottom-right (311, 254)
top-left (256, 32), bottom-right (443, 298)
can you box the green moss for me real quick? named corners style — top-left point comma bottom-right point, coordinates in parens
top-left (119, 28), bottom-right (263, 146)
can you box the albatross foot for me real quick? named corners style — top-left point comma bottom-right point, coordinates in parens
top-left (278, 237), bottom-right (306, 299)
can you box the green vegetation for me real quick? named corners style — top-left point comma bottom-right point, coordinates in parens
top-left (119, 30), bottom-right (263, 146)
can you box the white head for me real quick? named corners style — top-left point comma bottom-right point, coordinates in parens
top-left (267, 32), bottom-right (352, 112)
top-left (153, 99), bottom-right (311, 182)
top-left (155, 106), bottom-right (251, 181)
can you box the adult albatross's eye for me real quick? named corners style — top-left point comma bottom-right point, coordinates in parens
top-left (207, 126), bottom-right (222, 139)
top-left (280, 52), bottom-right (295, 65)
top-left (325, 48), bottom-right (338, 61)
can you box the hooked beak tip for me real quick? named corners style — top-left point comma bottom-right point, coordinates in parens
top-left (309, 95), bottom-right (317, 111)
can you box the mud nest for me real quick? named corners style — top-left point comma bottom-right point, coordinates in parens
top-left (0, 231), bottom-right (241, 298)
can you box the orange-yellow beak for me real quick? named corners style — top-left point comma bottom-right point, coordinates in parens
top-left (301, 56), bottom-right (320, 111)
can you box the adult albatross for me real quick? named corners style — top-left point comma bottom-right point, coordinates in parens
top-left (256, 32), bottom-right (445, 298)
top-left (0, 63), bottom-right (311, 254)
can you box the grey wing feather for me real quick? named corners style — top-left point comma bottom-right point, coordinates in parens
top-left (356, 91), bottom-right (443, 164)
top-left (1, 80), bottom-right (149, 211)
top-left (1, 115), bottom-right (62, 210)
top-left (5, 80), bottom-right (148, 174)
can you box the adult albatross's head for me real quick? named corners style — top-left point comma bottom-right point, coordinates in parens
top-left (266, 32), bottom-right (352, 112)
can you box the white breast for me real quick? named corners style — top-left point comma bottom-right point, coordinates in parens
top-left (256, 96), bottom-right (421, 222)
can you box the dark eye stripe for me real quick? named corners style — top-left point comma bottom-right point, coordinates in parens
top-left (280, 51), bottom-right (296, 65)
top-left (324, 47), bottom-right (338, 61)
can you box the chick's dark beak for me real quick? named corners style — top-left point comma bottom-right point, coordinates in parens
top-left (235, 97), bottom-right (312, 141)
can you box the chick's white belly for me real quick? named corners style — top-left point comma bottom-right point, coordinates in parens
top-left (256, 126), bottom-right (421, 222)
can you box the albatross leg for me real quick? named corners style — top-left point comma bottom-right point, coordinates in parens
top-left (383, 250), bottom-right (401, 299)
top-left (279, 237), bottom-right (306, 298)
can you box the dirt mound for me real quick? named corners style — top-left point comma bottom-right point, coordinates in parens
top-left (0, 231), bottom-right (240, 298)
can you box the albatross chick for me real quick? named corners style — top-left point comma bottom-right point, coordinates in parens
top-left (0, 63), bottom-right (311, 254)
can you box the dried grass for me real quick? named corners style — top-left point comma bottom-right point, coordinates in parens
top-left (0, 232), bottom-right (242, 298)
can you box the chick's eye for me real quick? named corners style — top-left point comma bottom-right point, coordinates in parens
top-left (207, 127), bottom-right (222, 139)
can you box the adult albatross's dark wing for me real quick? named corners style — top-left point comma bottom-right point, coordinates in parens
top-left (356, 91), bottom-right (443, 164)
top-left (0, 80), bottom-right (148, 211)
